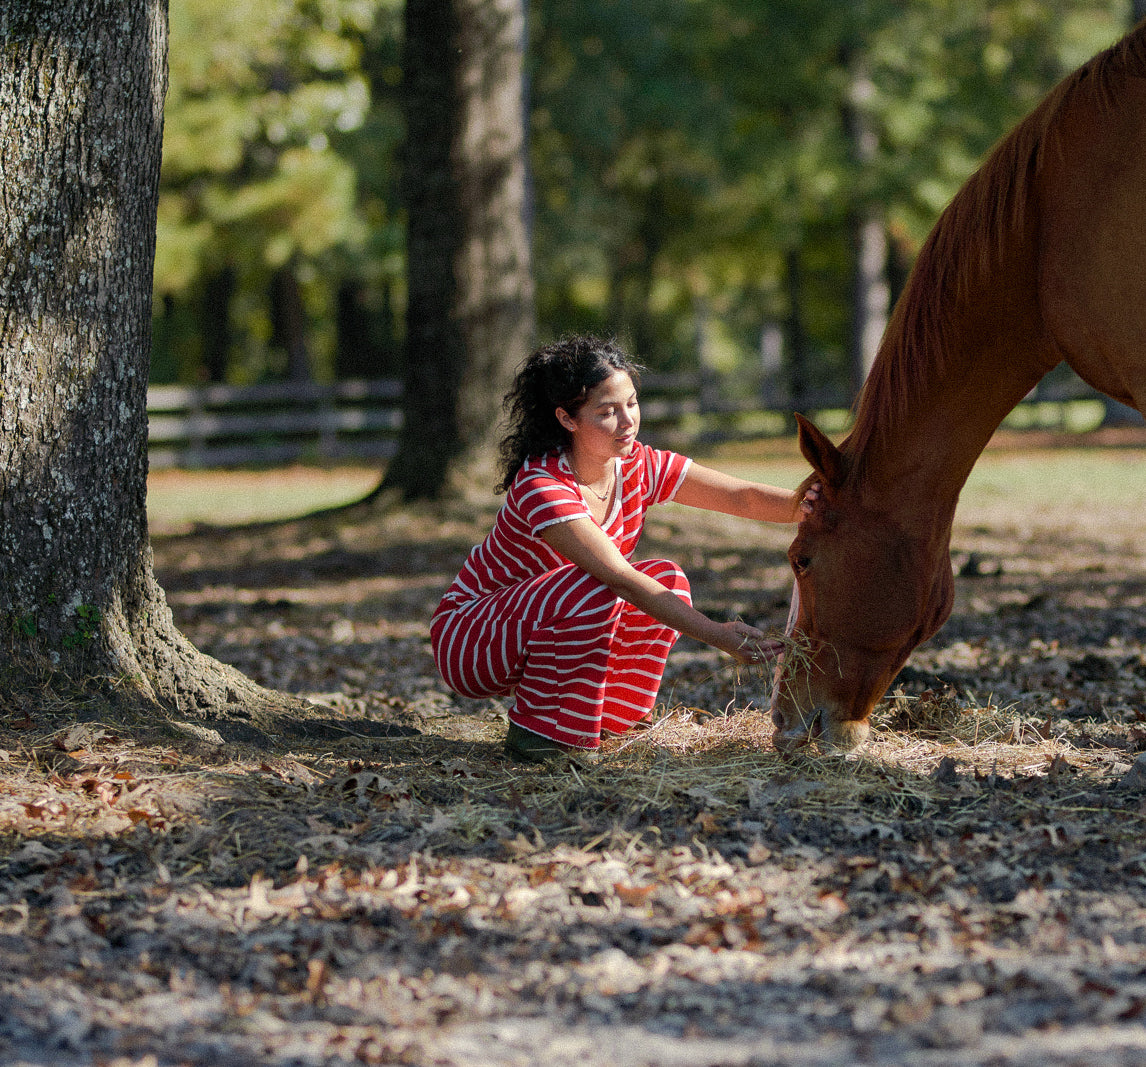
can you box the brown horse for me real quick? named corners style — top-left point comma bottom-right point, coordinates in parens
top-left (771, 22), bottom-right (1146, 752)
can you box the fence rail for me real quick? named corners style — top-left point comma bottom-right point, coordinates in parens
top-left (147, 379), bottom-right (404, 468)
top-left (146, 370), bottom-right (1135, 469)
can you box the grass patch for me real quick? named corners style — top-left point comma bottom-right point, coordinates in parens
top-left (147, 464), bottom-right (379, 533)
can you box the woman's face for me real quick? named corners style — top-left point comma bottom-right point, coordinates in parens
top-left (558, 370), bottom-right (640, 460)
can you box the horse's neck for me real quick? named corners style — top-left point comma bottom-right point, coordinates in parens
top-left (852, 313), bottom-right (1052, 537)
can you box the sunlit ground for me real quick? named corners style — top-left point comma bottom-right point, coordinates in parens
top-left (146, 464), bottom-right (380, 534)
top-left (145, 440), bottom-right (1144, 536)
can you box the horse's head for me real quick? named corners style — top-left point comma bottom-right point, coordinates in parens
top-left (771, 415), bottom-right (955, 752)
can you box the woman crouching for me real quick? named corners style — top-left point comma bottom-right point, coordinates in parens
top-left (431, 335), bottom-right (814, 763)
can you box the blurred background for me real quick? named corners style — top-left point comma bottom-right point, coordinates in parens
top-left (145, 0), bottom-right (1140, 499)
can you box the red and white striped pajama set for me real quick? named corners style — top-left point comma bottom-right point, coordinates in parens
top-left (431, 443), bottom-right (692, 751)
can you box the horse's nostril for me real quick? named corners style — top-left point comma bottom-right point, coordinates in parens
top-left (800, 706), bottom-right (824, 737)
top-left (771, 704), bottom-right (823, 750)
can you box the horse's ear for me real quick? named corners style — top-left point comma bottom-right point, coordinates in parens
top-left (795, 413), bottom-right (844, 488)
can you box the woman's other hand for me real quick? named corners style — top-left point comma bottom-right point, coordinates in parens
top-left (720, 620), bottom-right (783, 665)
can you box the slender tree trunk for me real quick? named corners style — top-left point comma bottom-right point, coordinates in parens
top-left (0, 0), bottom-right (302, 740)
top-left (201, 267), bottom-right (235, 383)
top-left (784, 246), bottom-right (809, 420)
top-left (843, 52), bottom-right (890, 397)
top-left (271, 261), bottom-right (311, 382)
top-left (848, 210), bottom-right (889, 394)
top-left (382, 0), bottom-right (534, 500)
top-left (335, 281), bottom-right (380, 378)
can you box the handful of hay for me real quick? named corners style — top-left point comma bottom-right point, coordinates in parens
top-left (733, 627), bottom-right (828, 707)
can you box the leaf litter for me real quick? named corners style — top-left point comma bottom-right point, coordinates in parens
top-left (2, 455), bottom-right (1146, 1066)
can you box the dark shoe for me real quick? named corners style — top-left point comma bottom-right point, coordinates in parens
top-left (504, 722), bottom-right (599, 765)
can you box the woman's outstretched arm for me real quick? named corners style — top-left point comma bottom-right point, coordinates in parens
top-left (673, 462), bottom-right (818, 523)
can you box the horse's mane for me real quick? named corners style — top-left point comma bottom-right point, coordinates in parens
top-left (844, 22), bottom-right (1146, 467)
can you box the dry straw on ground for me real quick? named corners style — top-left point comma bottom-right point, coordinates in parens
top-left (4, 453), bottom-right (1146, 1066)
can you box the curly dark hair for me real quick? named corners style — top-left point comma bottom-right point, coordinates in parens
top-left (496, 335), bottom-right (643, 492)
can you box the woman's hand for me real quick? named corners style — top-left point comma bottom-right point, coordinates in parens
top-left (798, 481), bottom-right (822, 519)
top-left (718, 620), bottom-right (783, 665)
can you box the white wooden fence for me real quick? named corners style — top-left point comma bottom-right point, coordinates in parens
top-left (144, 372), bottom-right (783, 468)
top-left (146, 370), bottom-right (1131, 469)
top-left (147, 379), bottom-right (405, 468)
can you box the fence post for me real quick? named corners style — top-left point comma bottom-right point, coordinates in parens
top-left (317, 387), bottom-right (338, 459)
top-left (695, 297), bottom-right (721, 414)
top-left (187, 386), bottom-right (207, 468)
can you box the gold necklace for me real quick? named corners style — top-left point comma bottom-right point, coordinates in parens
top-left (572, 458), bottom-right (614, 501)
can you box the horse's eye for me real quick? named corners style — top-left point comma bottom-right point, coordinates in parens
top-left (791, 555), bottom-right (811, 576)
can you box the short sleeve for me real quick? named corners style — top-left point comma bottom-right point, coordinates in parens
top-left (508, 462), bottom-right (591, 538)
top-left (639, 444), bottom-right (691, 506)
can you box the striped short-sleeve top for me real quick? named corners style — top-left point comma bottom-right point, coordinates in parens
top-left (433, 442), bottom-right (691, 620)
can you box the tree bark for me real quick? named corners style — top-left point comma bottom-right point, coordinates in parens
top-left (784, 246), bottom-right (810, 428)
top-left (381, 0), bottom-right (534, 501)
top-left (848, 209), bottom-right (889, 395)
top-left (0, 0), bottom-right (304, 741)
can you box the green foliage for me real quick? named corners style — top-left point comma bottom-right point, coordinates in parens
top-left (152, 0), bottom-right (1131, 390)
top-left (159, 0), bottom-right (373, 274)
top-left (154, 0), bottom-right (402, 383)
top-left (62, 604), bottom-right (100, 650)
top-left (7, 601), bottom-right (100, 648)
top-left (529, 0), bottom-right (1128, 375)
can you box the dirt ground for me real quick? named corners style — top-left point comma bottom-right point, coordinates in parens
top-left (2, 439), bottom-right (1146, 1067)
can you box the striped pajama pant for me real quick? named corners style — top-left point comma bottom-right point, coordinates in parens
top-left (431, 559), bottom-right (690, 750)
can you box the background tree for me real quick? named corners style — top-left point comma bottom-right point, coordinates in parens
top-left (335, 2), bottom-right (406, 380)
top-left (379, 0), bottom-right (535, 500)
top-left (0, 0), bottom-right (300, 738)
top-left (154, 0), bottom-right (379, 385)
top-left (528, 0), bottom-right (1127, 397)
top-left (144, 0), bottom-right (1130, 412)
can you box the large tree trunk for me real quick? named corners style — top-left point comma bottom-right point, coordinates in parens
top-left (0, 0), bottom-right (302, 741)
top-left (381, 0), bottom-right (534, 500)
